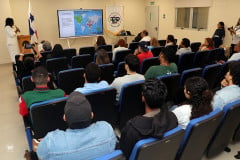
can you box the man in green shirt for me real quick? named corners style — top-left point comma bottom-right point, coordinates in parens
top-left (144, 47), bottom-right (178, 79)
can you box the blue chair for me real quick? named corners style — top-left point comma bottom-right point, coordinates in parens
top-left (176, 109), bottom-right (223, 160)
top-left (139, 57), bottom-right (159, 74)
top-left (94, 150), bottom-right (125, 160)
top-left (114, 62), bottom-right (126, 77)
top-left (118, 80), bottom-right (145, 129)
top-left (201, 64), bottom-right (222, 89)
top-left (99, 63), bottom-right (115, 84)
top-left (190, 42), bottom-right (201, 53)
top-left (79, 46), bottom-right (95, 58)
top-left (157, 73), bottom-right (180, 103)
top-left (97, 45), bottom-right (113, 52)
top-left (166, 45), bottom-right (178, 53)
top-left (206, 100), bottom-right (240, 158)
top-left (179, 68), bottom-right (202, 87)
top-left (177, 52), bottom-right (195, 73)
top-left (113, 49), bottom-right (132, 70)
top-left (85, 87), bottom-right (117, 127)
top-left (206, 48), bottom-right (219, 65)
top-left (193, 50), bottom-right (209, 68)
top-left (129, 42), bottom-right (139, 53)
top-left (151, 46), bottom-right (164, 57)
top-left (46, 57), bottom-right (69, 80)
top-left (25, 97), bottom-right (68, 151)
top-left (58, 68), bottom-right (85, 95)
top-left (71, 54), bottom-right (93, 68)
top-left (158, 40), bottom-right (166, 46)
top-left (129, 126), bottom-right (184, 160)
top-left (63, 48), bottom-right (77, 64)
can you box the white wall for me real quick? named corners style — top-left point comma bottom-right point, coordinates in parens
top-left (0, 0), bottom-right (12, 64)
top-left (145, 0), bottom-right (240, 46)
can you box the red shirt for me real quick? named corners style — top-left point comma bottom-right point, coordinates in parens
top-left (137, 51), bottom-right (154, 67)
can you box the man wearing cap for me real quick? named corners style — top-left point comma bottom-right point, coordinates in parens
top-left (134, 41), bottom-right (153, 67)
top-left (36, 92), bottom-right (117, 160)
top-left (74, 63), bottom-right (110, 94)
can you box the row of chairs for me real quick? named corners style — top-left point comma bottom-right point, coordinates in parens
top-left (24, 93), bottom-right (240, 160)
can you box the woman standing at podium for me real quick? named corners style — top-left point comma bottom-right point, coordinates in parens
top-left (5, 17), bottom-right (20, 63)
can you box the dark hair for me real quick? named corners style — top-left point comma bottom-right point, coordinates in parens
top-left (52, 44), bottom-right (64, 58)
top-left (167, 35), bottom-right (176, 45)
top-left (96, 36), bottom-right (106, 46)
top-left (5, 18), bottom-right (14, 27)
top-left (142, 78), bottom-right (167, 109)
top-left (125, 54), bottom-right (139, 72)
top-left (32, 66), bottom-right (48, 86)
top-left (160, 47), bottom-right (175, 63)
top-left (218, 21), bottom-right (225, 29)
top-left (229, 61), bottom-right (240, 86)
top-left (182, 38), bottom-right (190, 48)
top-left (85, 63), bottom-right (101, 83)
top-left (142, 30), bottom-right (149, 36)
top-left (205, 38), bottom-right (214, 48)
top-left (117, 39), bottom-right (127, 47)
top-left (184, 77), bottom-right (213, 119)
top-left (96, 49), bottom-right (110, 65)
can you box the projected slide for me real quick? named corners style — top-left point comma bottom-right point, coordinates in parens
top-left (57, 9), bottom-right (103, 38)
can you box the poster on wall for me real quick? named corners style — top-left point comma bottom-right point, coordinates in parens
top-left (106, 5), bottom-right (124, 35)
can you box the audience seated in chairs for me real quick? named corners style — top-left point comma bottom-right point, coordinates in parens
top-left (140, 30), bottom-right (151, 42)
top-left (172, 77), bottom-right (213, 129)
top-left (176, 38), bottom-right (192, 55)
top-left (144, 47), bottom-right (178, 79)
top-left (94, 35), bottom-right (106, 50)
top-left (112, 39), bottom-right (128, 61)
top-left (120, 78), bottom-right (178, 158)
top-left (19, 66), bottom-right (66, 117)
top-left (134, 41), bottom-right (153, 66)
top-left (212, 61), bottom-right (240, 110)
top-left (35, 92), bottom-right (117, 159)
top-left (227, 41), bottom-right (240, 61)
top-left (95, 49), bottom-right (110, 65)
top-left (165, 34), bottom-right (176, 47)
top-left (111, 54), bottom-right (145, 101)
top-left (199, 38), bottom-right (215, 51)
top-left (148, 37), bottom-right (160, 51)
top-left (74, 63), bottom-right (110, 94)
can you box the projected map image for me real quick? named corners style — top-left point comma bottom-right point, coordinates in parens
top-left (74, 10), bottom-right (103, 36)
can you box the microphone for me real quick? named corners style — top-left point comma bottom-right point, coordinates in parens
top-left (15, 25), bottom-right (20, 33)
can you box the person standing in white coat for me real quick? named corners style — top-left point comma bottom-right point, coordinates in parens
top-left (5, 18), bottom-right (20, 63)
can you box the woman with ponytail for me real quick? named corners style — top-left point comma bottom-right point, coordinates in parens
top-left (120, 78), bottom-right (178, 158)
top-left (173, 77), bottom-right (213, 129)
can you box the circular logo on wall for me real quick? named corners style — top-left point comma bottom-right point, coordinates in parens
top-left (108, 12), bottom-right (121, 27)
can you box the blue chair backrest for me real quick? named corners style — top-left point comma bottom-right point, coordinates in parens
top-left (177, 52), bottom-right (195, 73)
top-left (158, 40), bottom-right (166, 46)
top-left (190, 42), bottom-right (201, 53)
top-left (206, 100), bottom-right (240, 158)
top-left (94, 150), bottom-right (124, 160)
top-left (115, 61), bottom-right (126, 77)
top-left (157, 73), bottom-right (180, 103)
top-left (113, 49), bottom-right (132, 70)
top-left (99, 63), bottom-right (115, 85)
top-left (139, 57), bottom-right (160, 74)
top-left (129, 42), bottom-right (139, 53)
top-left (30, 97), bottom-right (68, 139)
top-left (118, 80), bottom-right (145, 129)
top-left (206, 48), bottom-right (219, 65)
top-left (202, 64), bottom-right (222, 89)
top-left (129, 126), bottom-right (185, 160)
top-left (71, 54), bottom-right (93, 68)
top-left (79, 46), bottom-right (95, 58)
top-left (193, 50), bottom-right (209, 68)
top-left (46, 57), bottom-right (69, 79)
top-left (58, 68), bottom-right (85, 95)
top-left (179, 68), bottom-right (202, 87)
top-left (151, 46), bottom-right (164, 57)
top-left (98, 44), bottom-right (113, 52)
top-left (176, 109), bottom-right (223, 160)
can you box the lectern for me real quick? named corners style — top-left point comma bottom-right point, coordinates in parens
top-left (17, 35), bottom-right (31, 53)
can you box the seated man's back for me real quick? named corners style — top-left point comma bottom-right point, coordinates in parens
top-left (19, 66), bottom-right (65, 116)
top-left (37, 92), bottom-right (117, 160)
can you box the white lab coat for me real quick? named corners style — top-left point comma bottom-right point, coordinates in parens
top-left (5, 26), bottom-right (19, 63)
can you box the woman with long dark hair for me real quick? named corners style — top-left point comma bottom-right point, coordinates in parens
top-left (173, 77), bottom-right (213, 129)
top-left (51, 44), bottom-right (64, 58)
top-left (5, 17), bottom-right (20, 63)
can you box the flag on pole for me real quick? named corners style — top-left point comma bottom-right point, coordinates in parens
top-left (28, 0), bottom-right (38, 43)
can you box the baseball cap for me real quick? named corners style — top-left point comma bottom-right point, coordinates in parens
top-left (64, 92), bottom-right (92, 129)
top-left (139, 41), bottom-right (149, 52)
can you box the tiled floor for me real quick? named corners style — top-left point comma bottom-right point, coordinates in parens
top-left (0, 63), bottom-right (239, 160)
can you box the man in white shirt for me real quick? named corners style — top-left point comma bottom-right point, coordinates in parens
top-left (176, 38), bottom-right (192, 55)
top-left (228, 41), bottom-right (240, 61)
top-left (140, 30), bottom-right (151, 42)
top-left (111, 54), bottom-right (145, 101)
